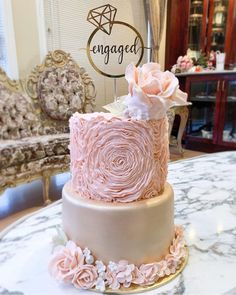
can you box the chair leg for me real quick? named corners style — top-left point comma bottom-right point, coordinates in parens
top-left (176, 106), bottom-right (189, 155)
top-left (167, 108), bottom-right (175, 141)
top-left (42, 172), bottom-right (51, 205)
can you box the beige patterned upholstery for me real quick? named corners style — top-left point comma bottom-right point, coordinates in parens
top-left (38, 65), bottom-right (85, 120)
top-left (0, 50), bottom-right (96, 204)
top-left (0, 83), bottom-right (41, 140)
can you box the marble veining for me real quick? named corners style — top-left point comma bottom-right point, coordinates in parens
top-left (0, 151), bottom-right (236, 295)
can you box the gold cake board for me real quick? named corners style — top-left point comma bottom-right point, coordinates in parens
top-left (93, 246), bottom-right (188, 294)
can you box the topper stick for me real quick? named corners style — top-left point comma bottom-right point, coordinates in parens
top-left (113, 78), bottom-right (117, 102)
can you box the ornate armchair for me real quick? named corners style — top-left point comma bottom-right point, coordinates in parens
top-left (0, 50), bottom-right (96, 204)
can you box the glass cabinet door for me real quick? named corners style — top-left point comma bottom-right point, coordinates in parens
top-left (187, 80), bottom-right (218, 139)
top-left (222, 81), bottom-right (236, 143)
top-left (209, 0), bottom-right (229, 52)
top-left (188, 0), bottom-right (204, 51)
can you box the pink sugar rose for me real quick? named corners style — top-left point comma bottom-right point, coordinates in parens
top-left (105, 269), bottom-right (120, 290)
top-left (126, 62), bottom-right (161, 96)
top-left (124, 63), bottom-right (188, 120)
top-left (116, 260), bottom-right (135, 288)
top-left (170, 233), bottom-right (186, 261)
top-left (164, 254), bottom-right (178, 275)
top-left (175, 225), bottom-right (184, 237)
top-left (155, 261), bottom-right (166, 278)
top-left (72, 264), bottom-right (98, 289)
top-left (48, 241), bottom-right (84, 283)
top-left (106, 260), bottom-right (135, 290)
top-left (132, 266), bottom-right (145, 285)
top-left (156, 255), bottom-right (179, 277)
top-left (138, 263), bottom-right (159, 286)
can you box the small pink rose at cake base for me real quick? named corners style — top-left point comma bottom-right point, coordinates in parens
top-left (138, 263), bottom-right (159, 286)
top-left (169, 226), bottom-right (186, 261)
top-left (164, 256), bottom-right (179, 275)
top-left (124, 62), bottom-right (188, 120)
top-left (132, 266), bottom-right (145, 285)
top-left (48, 240), bottom-right (84, 283)
top-left (72, 264), bottom-right (98, 289)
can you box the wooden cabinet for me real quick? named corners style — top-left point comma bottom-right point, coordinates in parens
top-left (177, 72), bottom-right (236, 152)
top-left (165, 0), bottom-right (236, 70)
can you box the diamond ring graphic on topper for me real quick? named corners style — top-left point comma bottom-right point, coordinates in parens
top-left (87, 4), bottom-right (117, 35)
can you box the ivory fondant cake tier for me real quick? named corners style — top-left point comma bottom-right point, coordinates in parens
top-left (48, 62), bottom-right (188, 292)
top-left (62, 181), bottom-right (174, 265)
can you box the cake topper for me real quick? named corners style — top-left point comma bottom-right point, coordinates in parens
top-left (87, 4), bottom-right (117, 36)
top-left (86, 4), bottom-right (144, 78)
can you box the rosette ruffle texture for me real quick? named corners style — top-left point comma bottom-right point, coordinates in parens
top-left (69, 112), bottom-right (169, 203)
top-left (49, 226), bottom-right (186, 292)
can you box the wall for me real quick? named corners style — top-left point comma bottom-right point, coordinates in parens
top-left (11, 0), bottom-right (40, 78)
top-left (159, 1), bottom-right (167, 70)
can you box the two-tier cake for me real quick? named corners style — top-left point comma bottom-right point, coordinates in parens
top-left (49, 62), bottom-right (188, 292)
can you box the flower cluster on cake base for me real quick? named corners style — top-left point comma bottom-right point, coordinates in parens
top-left (48, 226), bottom-right (187, 292)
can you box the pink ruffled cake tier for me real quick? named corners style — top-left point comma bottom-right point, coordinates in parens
top-left (69, 112), bottom-right (169, 203)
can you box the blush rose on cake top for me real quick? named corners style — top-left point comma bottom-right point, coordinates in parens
top-left (104, 62), bottom-right (188, 120)
top-left (49, 62), bottom-right (188, 293)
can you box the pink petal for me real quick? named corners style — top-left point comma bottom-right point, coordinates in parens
top-left (66, 240), bottom-right (77, 252)
top-left (141, 62), bottom-right (161, 75)
top-left (125, 63), bottom-right (137, 85)
top-left (141, 76), bottom-right (162, 95)
top-left (160, 72), bottom-right (179, 98)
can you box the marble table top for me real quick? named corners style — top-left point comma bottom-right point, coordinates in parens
top-left (0, 151), bottom-right (236, 295)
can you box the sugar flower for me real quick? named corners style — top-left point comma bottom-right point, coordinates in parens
top-left (48, 240), bottom-right (84, 283)
top-left (124, 62), bottom-right (188, 120)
